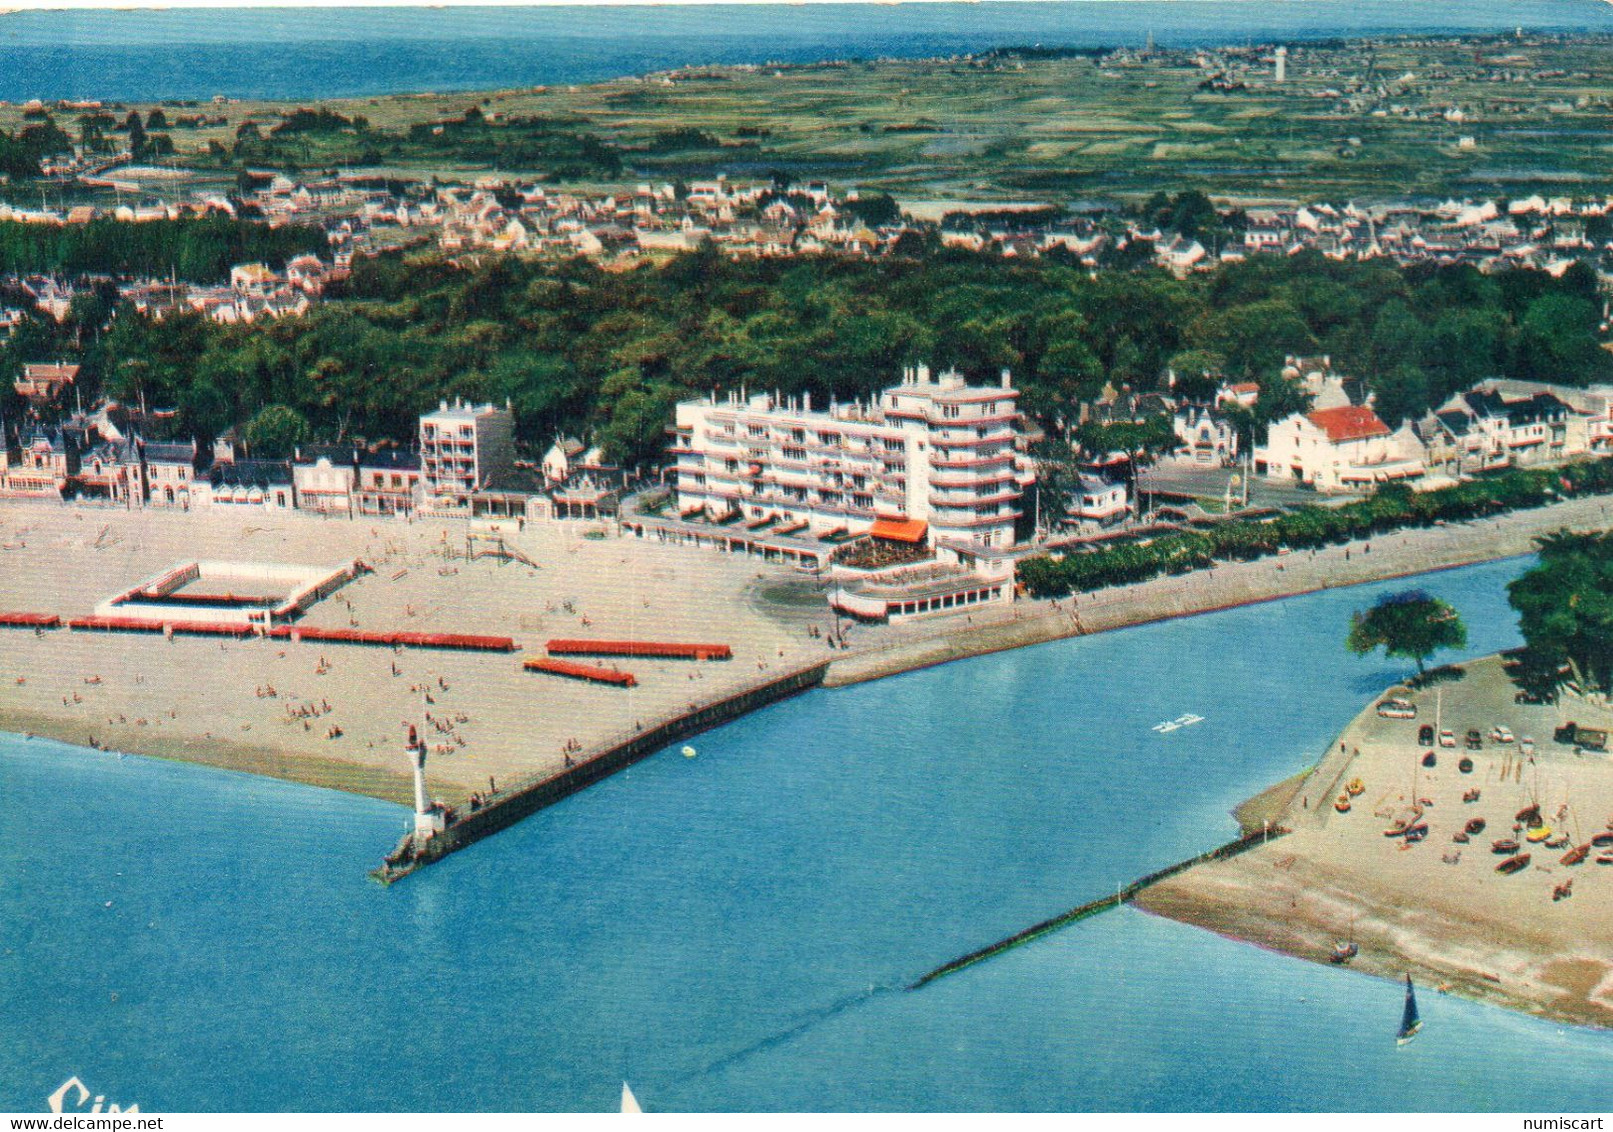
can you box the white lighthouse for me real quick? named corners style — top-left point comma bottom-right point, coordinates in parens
top-left (409, 728), bottom-right (445, 837)
top-left (1274, 46), bottom-right (1287, 84)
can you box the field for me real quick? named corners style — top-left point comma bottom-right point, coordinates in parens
top-left (11, 33), bottom-right (1612, 206)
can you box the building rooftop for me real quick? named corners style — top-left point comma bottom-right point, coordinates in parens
top-left (1307, 405), bottom-right (1391, 443)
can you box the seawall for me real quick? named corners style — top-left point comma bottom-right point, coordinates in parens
top-left (910, 825), bottom-right (1288, 989)
top-left (375, 660), bottom-right (830, 880)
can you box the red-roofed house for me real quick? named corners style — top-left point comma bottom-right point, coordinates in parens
top-left (1255, 405), bottom-right (1426, 493)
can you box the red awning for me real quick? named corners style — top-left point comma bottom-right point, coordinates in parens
top-left (869, 518), bottom-right (928, 544)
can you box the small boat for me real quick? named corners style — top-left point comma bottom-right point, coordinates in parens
top-left (1597, 852), bottom-right (1613, 867)
top-left (1403, 824), bottom-right (1429, 843)
top-left (1516, 804), bottom-right (1542, 826)
top-left (1496, 853), bottom-right (1531, 875)
top-left (681, 746), bottom-right (697, 758)
top-left (1330, 940), bottom-right (1359, 964)
top-left (1346, 778), bottom-right (1365, 797)
top-left (1462, 788), bottom-right (1481, 804)
top-left (1591, 832), bottom-right (1613, 849)
top-left (1458, 757), bottom-right (1474, 774)
top-left (1553, 880), bottom-right (1574, 902)
top-left (1492, 838), bottom-right (1521, 855)
top-left (1451, 831), bottom-right (1469, 844)
top-left (1561, 844), bottom-right (1590, 866)
top-left (1465, 817), bottom-right (1486, 835)
top-left (1544, 832), bottom-right (1571, 849)
top-left (621, 1082), bottom-right (642, 1114)
top-left (1335, 796), bottom-right (1352, 813)
top-left (1421, 751), bottom-right (1437, 768)
top-left (1396, 974), bottom-right (1423, 1046)
top-left (1526, 825), bottom-right (1553, 844)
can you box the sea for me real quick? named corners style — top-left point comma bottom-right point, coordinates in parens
top-left (6, 554), bottom-right (1613, 1112)
top-left (0, 1), bottom-right (1610, 103)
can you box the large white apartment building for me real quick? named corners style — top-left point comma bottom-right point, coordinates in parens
top-left (671, 365), bottom-right (1029, 549)
top-left (418, 399), bottom-right (515, 506)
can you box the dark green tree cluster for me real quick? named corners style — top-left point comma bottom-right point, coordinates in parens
top-left (1508, 531), bottom-right (1613, 695)
top-left (19, 243), bottom-right (1609, 478)
top-left (0, 216), bottom-right (327, 282)
top-left (0, 115), bottom-right (72, 179)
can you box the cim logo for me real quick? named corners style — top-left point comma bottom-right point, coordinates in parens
top-left (48, 1076), bottom-right (140, 1114)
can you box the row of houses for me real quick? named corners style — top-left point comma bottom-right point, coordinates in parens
top-left (2, 254), bottom-right (343, 332)
top-left (1252, 375), bottom-right (1613, 493)
top-left (0, 417), bottom-right (423, 515)
top-left (0, 393), bottom-right (625, 523)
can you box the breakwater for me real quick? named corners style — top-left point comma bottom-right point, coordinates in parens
top-left (374, 660), bottom-right (830, 881)
top-left (909, 825), bottom-right (1287, 989)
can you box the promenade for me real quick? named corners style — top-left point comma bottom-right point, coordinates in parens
top-left (826, 493), bottom-right (1613, 686)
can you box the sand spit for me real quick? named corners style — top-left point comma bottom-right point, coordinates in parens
top-left (1139, 655), bottom-right (1613, 1031)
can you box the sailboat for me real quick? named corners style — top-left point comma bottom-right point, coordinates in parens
top-left (1396, 974), bottom-right (1423, 1046)
top-left (621, 1082), bottom-right (643, 1113)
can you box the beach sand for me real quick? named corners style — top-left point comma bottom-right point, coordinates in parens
top-left (1137, 654), bottom-right (1613, 1031)
top-left (0, 503), bottom-right (830, 807)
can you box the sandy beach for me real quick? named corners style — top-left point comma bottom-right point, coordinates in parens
top-left (6, 489), bottom-right (1613, 855)
top-left (0, 503), bottom-right (830, 807)
top-left (1138, 654), bottom-right (1613, 1030)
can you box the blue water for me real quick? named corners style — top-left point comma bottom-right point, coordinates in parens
top-left (5, 555), bottom-right (1613, 1112)
top-left (0, 2), bottom-right (1609, 102)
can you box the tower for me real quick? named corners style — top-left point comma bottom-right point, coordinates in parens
top-left (409, 726), bottom-right (444, 837)
top-left (1274, 46), bottom-right (1287, 84)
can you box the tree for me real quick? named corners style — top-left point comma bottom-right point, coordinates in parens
top-left (1507, 531), bottom-right (1613, 694)
top-left (1026, 437), bottom-right (1082, 533)
top-left (1346, 589), bottom-right (1467, 674)
top-left (123, 111), bottom-right (146, 158)
top-left (243, 403), bottom-right (309, 458)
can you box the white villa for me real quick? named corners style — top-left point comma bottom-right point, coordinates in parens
top-left (1255, 405), bottom-right (1427, 493)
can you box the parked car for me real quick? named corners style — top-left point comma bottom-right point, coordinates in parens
top-left (1520, 736), bottom-right (1535, 756)
top-left (1438, 728), bottom-right (1457, 748)
top-left (1466, 729), bottom-right (1483, 750)
top-left (1418, 724), bottom-right (1435, 745)
top-left (1490, 725), bottom-right (1515, 744)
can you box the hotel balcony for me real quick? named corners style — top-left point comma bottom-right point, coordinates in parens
top-left (929, 470), bottom-right (1017, 489)
top-left (930, 488), bottom-right (1020, 509)
top-left (931, 453), bottom-right (1014, 469)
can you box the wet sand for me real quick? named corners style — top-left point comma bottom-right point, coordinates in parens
top-left (1138, 654), bottom-right (1613, 1031)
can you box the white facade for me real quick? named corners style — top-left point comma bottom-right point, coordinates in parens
top-left (1173, 404), bottom-right (1240, 464)
top-left (1255, 406), bottom-right (1427, 493)
top-left (672, 366), bottom-right (1029, 549)
top-left (1073, 474), bottom-right (1129, 524)
top-left (292, 454), bottom-right (356, 515)
top-left (419, 400), bottom-right (515, 505)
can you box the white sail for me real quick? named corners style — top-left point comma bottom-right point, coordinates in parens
top-left (621, 1082), bottom-right (642, 1114)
